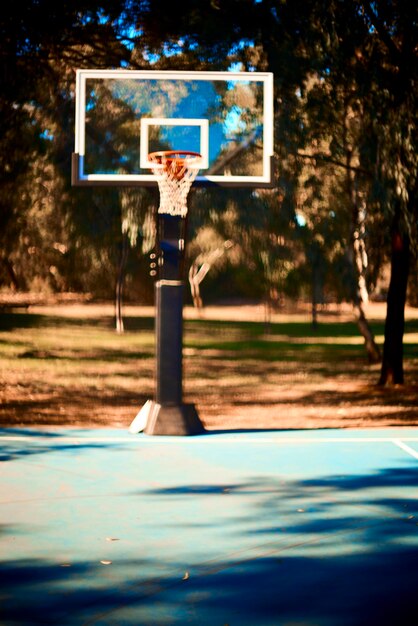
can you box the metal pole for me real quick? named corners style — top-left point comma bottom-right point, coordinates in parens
top-left (143, 278), bottom-right (204, 435)
top-left (130, 171), bottom-right (205, 435)
top-left (155, 280), bottom-right (183, 407)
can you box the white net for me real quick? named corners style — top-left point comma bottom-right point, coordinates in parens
top-left (149, 151), bottom-right (201, 218)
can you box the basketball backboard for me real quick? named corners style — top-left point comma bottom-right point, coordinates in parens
top-left (72, 69), bottom-right (274, 188)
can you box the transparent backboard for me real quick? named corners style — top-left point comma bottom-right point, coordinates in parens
top-left (72, 69), bottom-right (274, 187)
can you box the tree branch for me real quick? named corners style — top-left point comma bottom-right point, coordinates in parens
top-left (296, 151), bottom-right (370, 176)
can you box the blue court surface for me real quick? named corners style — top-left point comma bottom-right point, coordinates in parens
top-left (1, 427), bottom-right (418, 625)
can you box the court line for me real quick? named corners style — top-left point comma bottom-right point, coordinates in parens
top-left (2, 435), bottom-right (418, 444)
top-left (393, 439), bottom-right (418, 460)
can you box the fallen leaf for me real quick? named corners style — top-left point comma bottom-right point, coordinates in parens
top-left (105, 537), bottom-right (120, 542)
top-left (183, 571), bottom-right (190, 580)
top-left (100, 560), bottom-right (112, 565)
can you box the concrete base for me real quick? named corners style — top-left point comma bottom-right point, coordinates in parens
top-left (139, 400), bottom-right (205, 436)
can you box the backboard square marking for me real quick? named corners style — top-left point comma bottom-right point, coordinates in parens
top-left (140, 118), bottom-right (209, 169)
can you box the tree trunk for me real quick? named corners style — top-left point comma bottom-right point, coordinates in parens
top-left (378, 222), bottom-right (410, 385)
top-left (1, 257), bottom-right (20, 290)
top-left (346, 167), bottom-right (381, 363)
top-left (115, 234), bottom-right (129, 333)
top-left (355, 301), bottom-right (381, 363)
top-left (188, 240), bottom-right (234, 313)
top-left (311, 263), bottom-right (319, 330)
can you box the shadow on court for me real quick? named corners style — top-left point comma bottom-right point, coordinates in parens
top-left (2, 548), bottom-right (418, 625)
top-left (1, 428), bottom-right (418, 625)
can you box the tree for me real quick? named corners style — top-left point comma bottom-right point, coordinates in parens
top-left (0, 1), bottom-right (152, 309)
top-left (346, 1), bottom-right (418, 381)
top-left (116, 189), bottom-right (156, 332)
top-left (267, 0), bottom-right (416, 372)
top-left (188, 230), bottom-right (235, 311)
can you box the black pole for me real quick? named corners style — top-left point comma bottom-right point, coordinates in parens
top-left (155, 280), bottom-right (183, 406)
top-left (137, 212), bottom-right (204, 435)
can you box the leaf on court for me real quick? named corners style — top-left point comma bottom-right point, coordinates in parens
top-left (100, 560), bottom-right (112, 565)
top-left (297, 509), bottom-right (305, 513)
top-left (105, 537), bottom-right (120, 542)
top-left (183, 571), bottom-right (190, 580)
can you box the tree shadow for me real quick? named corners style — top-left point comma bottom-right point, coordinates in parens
top-left (1, 460), bottom-right (418, 624)
top-left (0, 311), bottom-right (155, 332)
top-left (2, 467), bottom-right (418, 624)
top-left (2, 549), bottom-right (417, 625)
top-left (0, 428), bottom-right (130, 462)
top-left (2, 308), bottom-right (417, 430)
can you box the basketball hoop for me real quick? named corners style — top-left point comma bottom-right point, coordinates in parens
top-left (148, 150), bottom-right (202, 218)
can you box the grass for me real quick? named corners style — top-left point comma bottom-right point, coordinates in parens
top-left (0, 303), bottom-right (417, 430)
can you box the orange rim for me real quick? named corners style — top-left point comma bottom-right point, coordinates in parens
top-left (148, 151), bottom-right (202, 180)
top-left (148, 150), bottom-right (202, 165)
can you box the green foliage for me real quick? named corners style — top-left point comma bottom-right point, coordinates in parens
top-left (0, 0), bottom-right (416, 315)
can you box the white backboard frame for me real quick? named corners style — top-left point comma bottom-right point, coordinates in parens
top-left (73, 69), bottom-right (274, 188)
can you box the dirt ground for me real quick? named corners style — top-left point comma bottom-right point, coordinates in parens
top-left (1, 296), bottom-right (417, 431)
